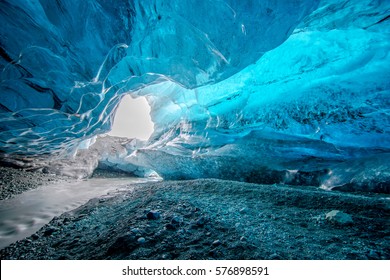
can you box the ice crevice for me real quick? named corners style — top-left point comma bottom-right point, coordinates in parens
top-left (0, 0), bottom-right (389, 192)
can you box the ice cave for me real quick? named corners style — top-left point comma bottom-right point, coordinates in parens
top-left (0, 0), bottom-right (390, 261)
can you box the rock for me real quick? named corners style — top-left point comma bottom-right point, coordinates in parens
top-left (31, 234), bottom-right (39, 240)
top-left (367, 250), bottom-right (380, 260)
top-left (130, 228), bottom-right (141, 235)
top-left (161, 253), bottom-right (169, 259)
top-left (137, 237), bottom-right (146, 244)
top-left (58, 254), bottom-right (70, 260)
top-left (346, 252), bottom-right (362, 260)
top-left (146, 210), bottom-right (161, 220)
top-left (325, 210), bottom-right (353, 225)
top-left (43, 226), bottom-right (58, 236)
top-left (165, 223), bottom-right (176, 230)
top-left (208, 249), bottom-right (221, 258)
top-left (177, 229), bottom-right (186, 235)
top-left (269, 253), bottom-right (282, 260)
top-left (196, 216), bottom-right (207, 226)
top-left (299, 222), bottom-right (308, 228)
top-left (171, 215), bottom-right (183, 224)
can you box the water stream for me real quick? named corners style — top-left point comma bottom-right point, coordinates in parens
top-left (0, 177), bottom-right (157, 249)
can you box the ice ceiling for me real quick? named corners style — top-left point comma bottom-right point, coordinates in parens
top-left (0, 0), bottom-right (389, 191)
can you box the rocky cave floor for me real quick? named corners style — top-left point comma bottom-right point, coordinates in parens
top-left (0, 166), bottom-right (72, 200)
top-left (0, 169), bottom-right (389, 260)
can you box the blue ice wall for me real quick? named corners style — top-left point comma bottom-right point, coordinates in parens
top-left (0, 0), bottom-right (317, 155)
top-left (0, 0), bottom-right (389, 191)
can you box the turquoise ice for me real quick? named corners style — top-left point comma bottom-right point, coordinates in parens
top-left (0, 0), bottom-right (389, 191)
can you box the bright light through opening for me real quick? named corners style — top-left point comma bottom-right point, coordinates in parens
top-left (108, 95), bottom-right (154, 140)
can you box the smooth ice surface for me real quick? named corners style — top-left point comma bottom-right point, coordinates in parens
top-left (0, 0), bottom-right (389, 191)
top-left (0, 0), bottom-right (318, 155)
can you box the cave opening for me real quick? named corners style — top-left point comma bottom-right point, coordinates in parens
top-left (107, 95), bottom-right (154, 141)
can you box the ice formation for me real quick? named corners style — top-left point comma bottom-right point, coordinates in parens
top-left (0, 0), bottom-right (389, 192)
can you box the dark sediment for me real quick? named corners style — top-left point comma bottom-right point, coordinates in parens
top-left (0, 166), bottom-right (69, 200)
top-left (1, 179), bottom-right (389, 260)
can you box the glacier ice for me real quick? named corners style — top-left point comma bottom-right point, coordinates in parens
top-left (40, 135), bottom-right (154, 179)
top-left (0, 0), bottom-right (389, 192)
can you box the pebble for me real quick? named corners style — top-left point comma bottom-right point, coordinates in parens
top-left (171, 216), bottom-right (183, 224)
top-left (43, 226), bottom-right (58, 236)
top-left (31, 234), bottom-right (39, 240)
top-left (58, 254), bottom-right (71, 260)
top-left (130, 228), bottom-right (141, 234)
top-left (196, 217), bottom-right (207, 226)
top-left (325, 210), bottom-right (353, 225)
top-left (137, 237), bottom-right (146, 244)
top-left (147, 210), bottom-right (161, 220)
top-left (176, 229), bottom-right (188, 237)
top-left (165, 223), bottom-right (176, 230)
top-left (269, 253), bottom-right (282, 260)
top-left (367, 250), bottom-right (380, 260)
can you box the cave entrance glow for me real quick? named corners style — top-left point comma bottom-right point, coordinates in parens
top-left (107, 95), bottom-right (154, 140)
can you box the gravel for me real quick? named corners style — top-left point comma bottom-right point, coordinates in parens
top-left (1, 179), bottom-right (389, 260)
top-left (0, 167), bottom-right (70, 200)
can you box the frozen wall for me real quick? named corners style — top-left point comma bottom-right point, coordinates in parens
top-left (0, 0), bottom-right (389, 191)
